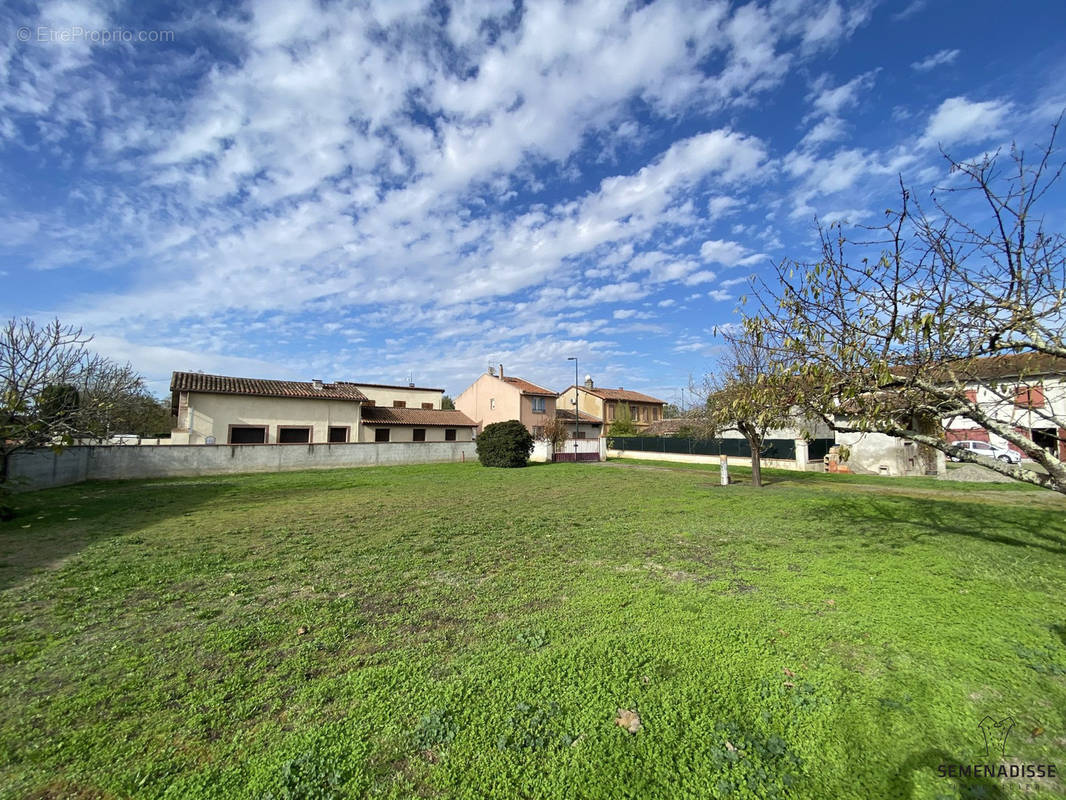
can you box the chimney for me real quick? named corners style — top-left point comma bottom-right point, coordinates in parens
top-left (499, 363), bottom-right (504, 379)
top-left (312, 379), bottom-right (323, 390)
top-left (409, 382), bottom-right (415, 388)
top-left (584, 374), bottom-right (594, 390)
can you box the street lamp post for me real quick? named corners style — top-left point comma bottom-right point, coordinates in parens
top-left (567, 357), bottom-right (579, 460)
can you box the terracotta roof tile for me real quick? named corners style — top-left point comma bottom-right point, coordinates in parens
top-left (501, 376), bottom-right (557, 396)
top-left (581, 386), bottom-right (665, 404)
top-left (361, 406), bottom-right (477, 427)
top-left (555, 408), bottom-right (603, 424)
top-left (171, 371), bottom-right (368, 401)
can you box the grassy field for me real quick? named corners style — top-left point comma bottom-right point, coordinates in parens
top-left (1, 460), bottom-right (1064, 799)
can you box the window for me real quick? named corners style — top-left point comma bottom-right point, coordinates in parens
top-left (393, 400), bottom-right (406, 408)
top-left (630, 405), bottom-right (638, 419)
top-left (421, 402), bottom-right (433, 409)
top-left (278, 426), bottom-right (311, 444)
top-left (328, 426), bottom-right (349, 443)
top-left (229, 425), bottom-right (267, 444)
top-left (1014, 385), bottom-right (1045, 408)
top-left (413, 428), bottom-right (426, 441)
top-left (363, 399), bottom-right (375, 406)
top-left (445, 428), bottom-right (457, 441)
top-left (374, 428), bottom-right (390, 442)
top-left (531, 396), bottom-right (546, 413)
top-left (607, 404), bottom-right (615, 420)
top-left (490, 398), bottom-right (496, 409)
top-left (574, 431), bottom-right (586, 440)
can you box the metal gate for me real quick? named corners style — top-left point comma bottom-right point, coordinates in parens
top-left (553, 439), bottom-right (601, 462)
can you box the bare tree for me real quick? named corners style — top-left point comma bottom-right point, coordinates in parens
top-left (538, 415), bottom-right (571, 453)
top-left (746, 119), bottom-right (1066, 493)
top-left (0, 318), bottom-right (149, 484)
top-left (703, 327), bottom-right (795, 488)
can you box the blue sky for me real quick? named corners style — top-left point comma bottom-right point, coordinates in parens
top-left (2, 0), bottom-right (1065, 403)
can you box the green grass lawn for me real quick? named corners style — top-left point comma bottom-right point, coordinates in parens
top-left (1, 461), bottom-right (1064, 799)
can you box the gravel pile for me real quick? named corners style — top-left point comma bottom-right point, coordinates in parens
top-left (939, 463), bottom-right (1016, 483)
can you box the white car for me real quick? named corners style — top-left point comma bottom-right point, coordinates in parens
top-left (949, 439), bottom-right (1021, 464)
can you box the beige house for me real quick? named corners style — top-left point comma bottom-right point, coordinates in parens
top-left (455, 367), bottom-right (557, 436)
top-left (359, 406), bottom-right (476, 442)
top-left (554, 408), bottom-right (603, 439)
top-left (557, 377), bottom-right (665, 434)
top-left (347, 382), bottom-right (445, 410)
top-left (170, 372), bottom-right (475, 445)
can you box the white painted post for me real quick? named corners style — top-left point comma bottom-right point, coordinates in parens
top-left (720, 454), bottom-right (729, 485)
top-left (794, 439), bottom-right (808, 471)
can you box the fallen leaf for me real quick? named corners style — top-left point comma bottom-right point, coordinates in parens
top-left (826, 599), bottom-right (835, 606)
top-left (615, 708), bottom-right (641, 734)
top-left (783, 668), bottom-right (795, 678)
top-left (725, 741), bottom-right (736, 752)
top-left (1032, 726), bottom-right (1044, 737)
top-left (641, 675), bottom-right (651, 685)
top-left (297, 626), bottom-right (308, 636)
top-left (783, 681), bottom-right (795, 688)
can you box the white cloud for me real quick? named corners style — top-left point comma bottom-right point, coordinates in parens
top-left (920, 96), bottom-right (1011, 148)
top-left (700, 239), bottom-right (765, 267)
top-left (911, 49), bottom-right (960, 72)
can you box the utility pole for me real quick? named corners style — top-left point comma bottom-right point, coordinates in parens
top-left (567, 357), bottom-right (579, 460)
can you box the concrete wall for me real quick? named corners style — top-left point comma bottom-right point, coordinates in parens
top-left (172, 393), bottom-right (363, 445)
top-left (8, 441), bottom-right (477, 491)
top-left (358, 425), bottom-right (474, 443)
top-left (607, 442), bottom-right (821, 472)
top-left (835, 430), bottom-right (946, 477)
top-left (531, 438), bottom-right (606, 463)
top-left (351, 385), bottom-right (444, 409)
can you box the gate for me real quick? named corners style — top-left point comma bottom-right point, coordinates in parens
top-left (553, 438), bottom-right (601, 462)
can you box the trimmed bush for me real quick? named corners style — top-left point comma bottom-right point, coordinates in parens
top-left (476, 420), bottom-right (534, 468)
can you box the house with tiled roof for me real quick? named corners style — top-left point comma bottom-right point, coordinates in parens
top-left (454, 365), bottom-right (558, 437)
top-left (557, 376), bottom-right (665, 435)
top-left (170, 372), bottom-right (475, 445)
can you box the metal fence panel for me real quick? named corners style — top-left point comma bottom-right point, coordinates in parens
top-left (608, 436), bottom-right (796, 459)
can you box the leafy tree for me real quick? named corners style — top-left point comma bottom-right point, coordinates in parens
top-left (745, 120), bottom-right (1066, 493)
top-left (704, 327), bottom-right (794, 488)
top-left (607, 402), bottom-right (638, 437)
top-left (475, 420), bottom-right (534, 467)
top-left (441, 395), bottom-right (455, 410)
top-left (538, 416), bottom-right (571, 452)
top-left (663, 403), bottom-right (682, 418)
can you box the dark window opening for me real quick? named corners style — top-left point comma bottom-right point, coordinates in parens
top-left (445, 428), bottom-right (457, 441)
top-left (328, 426), bottom-right (348, 443)
top-left (413, 428), bottom-right (426, 441)
top-left (421, 402), bottom-right (433, 409)
top-left (278, 426), bottom-right (311, 444)
top-left (1033, 428), bottom-right (1057, 455)
top-left (229, 426), bottom-right (267, 444)
top-left (375, 428), bottom-right (390, 442)
top-left (393, 400), bottom-right (406, 408)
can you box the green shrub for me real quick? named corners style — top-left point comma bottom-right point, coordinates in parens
top-left (476, 420), bottom-right (534, 467)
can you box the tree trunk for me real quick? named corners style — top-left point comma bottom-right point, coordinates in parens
top-left (742, 427), bottom-right (763, 487)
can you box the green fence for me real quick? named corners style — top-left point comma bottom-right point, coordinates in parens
top-left (607, 436), bottom-right (797, 459)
